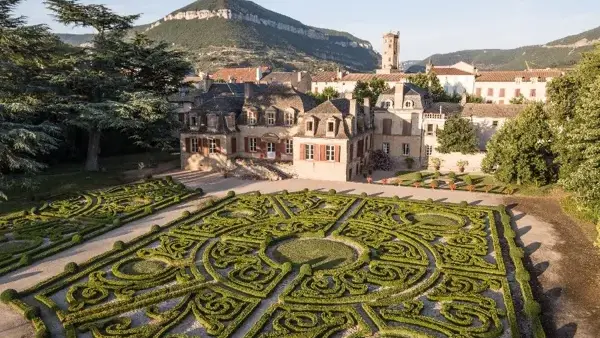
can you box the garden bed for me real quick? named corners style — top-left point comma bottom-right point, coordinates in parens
top-left (2, 190), bottom-right (543, 337)
top-left (0, 177), bottom-right (198, 276)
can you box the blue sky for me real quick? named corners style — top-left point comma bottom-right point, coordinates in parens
top-left (15, 0), bottom-right (600, 60)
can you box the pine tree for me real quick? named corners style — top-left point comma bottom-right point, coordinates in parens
top-left (482, 103), bottom-right (556, 185)
top-left (45, 0), bottom-right (190, 171)
top-left (0, 0), bottom-right (61, 199)
top-left (436, 115), bottom-right (479, 154)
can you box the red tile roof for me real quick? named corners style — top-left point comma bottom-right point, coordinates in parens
top-left (342, 73), bottom-right (408, 82)
top-left (477, 70), bottom-right (564, 82)
top-left (432, 67), bottom-right (473, 76)
top-left (311, 72), bottom-right (339, 82)
top-left (210, 66), bottom-right (270, 83)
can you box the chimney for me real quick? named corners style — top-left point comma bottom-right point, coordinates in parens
top-left (344, 92), bottom-right (354, 100)
top-left (349, 99), bottom-right (357, 117)
top-left (244, 83), bottom-right (254, 99)
top-left (256, 67), bottom-right (262, 82)
top-left (364, 97), bottom-right (371, 128)
top-left (297, 71), bottom-right (303, 85)
top-left (426, 59), bottom-right (433, 73)
top-left (336, 68), bottom-right (343, 80)
top-left (394, 84), bottom-right (404, 109)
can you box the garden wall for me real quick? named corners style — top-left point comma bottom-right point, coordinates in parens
top-left (428, 151), bottom-right (486, 173)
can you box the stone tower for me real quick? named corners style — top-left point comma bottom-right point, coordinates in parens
top-left (377, 31), bottom-right (400, 74)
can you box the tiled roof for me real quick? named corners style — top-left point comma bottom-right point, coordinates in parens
top-left (182, 76), bottom-right (204, 83)
top-left (308, 99), bottom-right (352, 117)
top-left (246, 85), bottom-right (316, 112)
top-left (210, 66), bottom-right (270, 83)
top-left (261, 72), bottom-right (295, 84)
top-left (432, 67), bottom-right (473, 76)
top-left (311, 72), bottom-right (338, 82)
top-left (382, 83), bottom-right (428, 96)
top-left (425, 102), bottom-right (463, 115)
top-left (342, 73), bottom-right (408, 82)
top-left (461, 103), bottom-right (525, 118)
top-left (476, 70), bottom-right (563, 82)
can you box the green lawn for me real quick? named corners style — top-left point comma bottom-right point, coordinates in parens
top-left (272, 238), bottom-right (357, 270)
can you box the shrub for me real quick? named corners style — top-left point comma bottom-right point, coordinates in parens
top-left (414, 172), bottom-right (423, 181)
top-left (165, 175), bottom-right (173, 181)
top-left (282, 190), bottom-right (289, 195)
top-left (433, 171), bottom-right (441, 179)
top-left (430, 180), bottom-right (439, 189)
top-left (64, 262), bottom-right (78, 274)
top-left (0, 289), bottom-right (18, 303)
top-left (206, 199), bottom-right (215, 207)
top-left (196, 188), bottom-right (204, 195)
top-left (151, 224), bottom-right (161, 232)
top-left (426, 198), bottom-right (434, 203)
top-left (35, 329), bottom-right (49, 338)
top-left (463, 175), bottom-right (473, 185)
top-left (173, 196), bottom-right (180, 203)
top-left (366, 177), bottom-right (373, 184)
top-left (181, 211), bottom-right (191, 217)
top-left (113, 241), bottom-right (125, 250)
top-left (448, 171), bottom-right (456, 180)
top-left (255, 191), bottom-right (262, 196)
top-left (144, 206), bottom-right (154, 214)
top-left (227, 191), bottom-right (235, 197)
top-left (144, 173), bottom-right (153, 180)
top-left (71, 234), bottom-right (83, 244)
top-left (371, 149), bottom-right (392, 171)
top-left (328, 189), bottom-right (336, 195)
top-left (24, 306), bottom-right (40, 320)
top-left (19, 254), bottom-right (31, 265)
top-left (112, 218), bottom-right (121, 226)
top-left (360, 192), bottom-right (368, 197)
top-left (30, 206), bottom-right (38, 215)
top-left (459, 201), bottom-right (469, 207)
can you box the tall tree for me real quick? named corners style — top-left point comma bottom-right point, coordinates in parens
top-left (46, 0), bottom-right (190, 171)
top-left (0, 0), bottom-right (61, 199)
top-left (436, 115), bottom-right (479, 154)
top-left (482, 103), bottom-right (556, 185)
top-left (309, 86), bottom-right (339, 104)
top-left (407, 71), bottom-right (448, 102)
top-left (353, 78), bottom-right (389, 105)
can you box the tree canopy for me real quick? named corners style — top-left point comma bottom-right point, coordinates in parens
top-left (46, 0), bottom-right (190, 171)
top-left (310, 86), bottom-right (339, 104)
top-left (353, 78), bottom-right (389, 105)
top-left (0, 0), bottom-right (62, 199)
top-left (481, 103), bottom-right (556, 185)
top-left (435, 115), bottom-right (479, 154)
top-left (407, 71), bottom-right (459, 102)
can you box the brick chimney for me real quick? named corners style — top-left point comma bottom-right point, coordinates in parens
top-left (336, 68), bottom-right (344, 80)
top-left (244, 83), bottom-right (254, 99)
top-left (349, 99), bottom-right (357, 117)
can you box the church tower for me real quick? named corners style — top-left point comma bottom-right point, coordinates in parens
top-left (377, 31), bottom-right (400, 74)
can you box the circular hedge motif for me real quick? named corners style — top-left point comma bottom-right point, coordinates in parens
top-left (271, 238), bottom-right (359, 270)
top-left (20, 191), bottom-right (538, 338)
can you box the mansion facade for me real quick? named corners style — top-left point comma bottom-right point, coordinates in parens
top-left (177, 83), bottom-right (374, 182)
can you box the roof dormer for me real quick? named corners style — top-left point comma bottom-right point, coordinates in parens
top-left (326, 117), bottom-right (338, 138)
top-left (305, 115), bottom-right (316, 136)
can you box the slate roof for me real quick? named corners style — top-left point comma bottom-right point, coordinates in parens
top-left (382, 83), bottom-right (429, 96)
top-left (477, 70), bottom-right (564, 82)
top-left (342, 73), bottom-right (408, 82)
top-left (261, 72), bottom-right (295, 84)
top-left (246, 86), bottom-right (316, 112)
top-left (460, 103), bottom-right (526, 118)
top-left (424, 102), bottom-right (463, 115)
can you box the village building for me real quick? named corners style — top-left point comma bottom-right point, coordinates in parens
top-left (474, 69), bottom-right (564, 104)
top-left (259, 71), bottom-right (312, 93)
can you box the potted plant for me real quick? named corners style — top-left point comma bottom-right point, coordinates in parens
top-left (430, 157), bottom-right (442, 171)
top-left (457, 160), bottom-right (469, 173)
top-left (382, 178), bottom-right (388, 185)
top-left (467, 185), bottom-right (475, 192)
top-left (405, 157), bottom-right (415, 169)
top-left (448, 180), bottom-right (456, 191)
top-left (430, 180), bottom-right (439, 190)
top-left (367, 177), bottom-right (373, 184)
top-left (484, 185), bottom-right (494, 193)
top-left (413, 181), bottom-right (421, 188)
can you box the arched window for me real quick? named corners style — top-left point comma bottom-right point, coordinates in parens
top-left (404, 100), bottom-right (414, 108)
top-left (382, 100), bottom-right (393, 109)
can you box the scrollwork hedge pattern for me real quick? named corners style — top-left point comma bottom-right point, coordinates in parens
top-left (7, 191), bottom-right (543, 337)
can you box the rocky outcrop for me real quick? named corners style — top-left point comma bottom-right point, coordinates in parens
top-left (154, 9), bottom-right (373, 50)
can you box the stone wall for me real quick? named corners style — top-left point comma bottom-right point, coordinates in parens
top-left (428, 151), bottom-right (487, 173)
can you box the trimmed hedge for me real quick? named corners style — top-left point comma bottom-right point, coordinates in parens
top-left (6, 190), bottom-right (542, 338)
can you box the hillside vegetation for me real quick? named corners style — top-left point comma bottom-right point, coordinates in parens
top-left (423, 25), bottom-right (600, 70)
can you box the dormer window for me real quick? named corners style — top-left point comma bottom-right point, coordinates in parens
top-left (382, 100), bottom-right (392, 109)
top-left (247, 111), bottom-right (257, 125)
top-left (207, 114), bottom-right (217, 129)
top-left (267, 110), bottom-right (276, 126)
top-left (284, 110), bottom-right (294, 126)
top-left (515, 77), bottom-right (522, 84)
top-left (404, 100), bottom-right (414, 108)
top-left (306, 120), bottom-right (314, 132)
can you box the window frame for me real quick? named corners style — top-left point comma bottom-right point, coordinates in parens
top-left (404, 100), bottom-right (414, 108)
top-left (402, 143), bottom-right (410, 156)
top-left (249, 137), bottom-right (257, 152)
top-left (383, 142), bottom-right (390, 155)
top-left (306, 120), bottom-right (314, 132)
top-left (327, 121), bottom-right (335, 133)
top-left (492, 120), bottom-right (499, 128)
top-left (426, 124), bottom-right (435, 136)
top-left (326, 145), bottom-right (335, 162)
top-left (425, 145), bottom-right (433, 156)
top-left (209, 139), bottom-right (217, 154)
top-left (284, 111), bottom-right (294, 126)
top-left (190, 138), bottom-right (199, 153)
top-left (247, 111), bottom-right (257, 125)
top-left (285, 139), bottom-right (293, 154)
top-left (305, 144), bottom-right (314, 160)
top-left (267, 110), bottom-right (276, 126)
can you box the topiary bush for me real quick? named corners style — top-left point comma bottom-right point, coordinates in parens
top-left (112, 218), bottom-right (121, 226)
top-left (360, 192), bottom-right (368, 197)
top-left (0, 289), bottom-right (18, 303)
top-left (433, 171), bottom-right (441, 179)
top-left (64, 262), bottom-right (78, 274)
top-left (113, 241), bottom-right (125, 250)
top-left (19, 254), bottom-right (31, 265)
top-left (71, 234), bottom-right (83, 244)
top-left (448, 171), bottom-right (456, 180)
top-left (414, 172), bottom-right (423, 182)
top-left (464, 175), bottom-right (473, 185)
top-left (151, 224), bottom-right (161, 232)
top-left (24, 306), bottom-right (40, 320)
top-left (227, 191), bottom-right (236, 197)
top-left (328, 189), bottom-right (336, 195)
top-left (144, 206), bottom-right (154, 214)
top-left (181, 211), bottom-right (191, 217)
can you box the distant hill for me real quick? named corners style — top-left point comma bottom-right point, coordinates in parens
top-left (56, 0), bottom-right (380, 73)
top-left (422, 25), bottom-right (600, 70)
